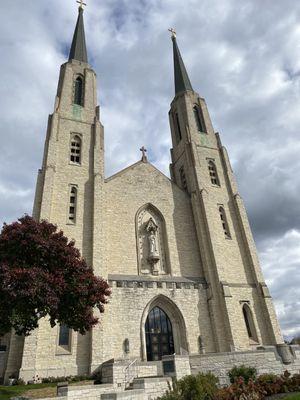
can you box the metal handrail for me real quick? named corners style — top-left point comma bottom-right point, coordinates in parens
top-left (124, 358), bottom-right (138, 388)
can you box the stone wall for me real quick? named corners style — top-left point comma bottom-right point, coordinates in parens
top-left (190, 346), bottom-right (300, 385)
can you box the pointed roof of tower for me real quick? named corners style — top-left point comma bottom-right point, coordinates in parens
top-left (170, 30), bottom-right (193, 95)
top-left (69, 6), bottom-right (88, 63)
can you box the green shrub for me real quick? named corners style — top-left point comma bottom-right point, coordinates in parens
top-left (159, 372), bottom-right (219, 400)
top-left (228, 365), bottom-right (257, 384)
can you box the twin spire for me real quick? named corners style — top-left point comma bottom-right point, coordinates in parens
top-left (170, 30), bottom-right (194, 95)
top-left (69, 6), bottom-right (88, 63)
top-left (68, 8), bottom-right (194, 95)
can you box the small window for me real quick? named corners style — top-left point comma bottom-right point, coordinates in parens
top-left (70, 135), bottom-right (81, 164)
top-left (219, 206), bottom-right (231, 239)
top-left (74, 76), bottom-right (84, 106)
top-left (242, 304), bottom-right (258, 341)
top-left (58, 324), bottom-right (70, 347)
top-left (208, 161), bottom-right (220, 186)
top-left (193, 105), bottom-right (206, 133)
top-left (68, 186), bottom-right (77, 223)
top-left (179, 166), bottom-right (187, 191)
top-left (175, 112), bottom-right (182, 142)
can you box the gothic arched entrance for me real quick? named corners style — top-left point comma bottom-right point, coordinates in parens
top-left (141, 295), bottom-right (188, 361)
top-left (145, 307), bottom-right (175, 361)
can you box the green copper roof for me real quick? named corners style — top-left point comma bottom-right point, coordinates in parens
top-left (172, 36), bottom-right (193, 95)
top-left (69, 7), bottom-right (88, 63)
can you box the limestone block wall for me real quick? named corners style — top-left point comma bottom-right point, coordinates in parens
top-left (103, 161), bottom-right (203, 279)
top-left (95, 276), bottom-right (215, 366)
top-left (19, 318), bottom-right (91, 382)
top-left (190, 347), bottom-right (300, 386)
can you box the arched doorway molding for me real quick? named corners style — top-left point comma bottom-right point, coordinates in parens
top-left (140, 295), bottom-right (189, 361)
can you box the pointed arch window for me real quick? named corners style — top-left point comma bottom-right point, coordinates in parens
top-left (242, 304), bottom-right (258, 342)
top-left (208, 160), bottom-right (220, 186)
top-left (74, 76), bottom-right (84, 106)
top-left (219, 206), bottom-right (231, 239)
top-left (193, 105), bottom-right (206, 133)
top-left (70, 135), bottom-right (81, 164)
top-left (68, 186), bottom-right (77, 223)
top-left (174, 112), bottom-right (182, 143)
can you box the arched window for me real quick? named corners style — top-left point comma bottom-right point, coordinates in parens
top-left (58, 324), bottom-right (70, 348)
top-left (193, 105), bottom-right (206, 133)
top-left (70, 135), bottom-right (81, 164)
top-left (145, 307), bottom-right (174, 361)
top-left (242, 304), bottom-right (258, 342)
top-left (68, 186), bottom-right (77, 223)
top-left (175, 112), bottom-right (182, 142)
top-left (208, 160), bottom-right (220, 186)
top-left (74, 76), bottom-right (84, 106)
top-left (219, 206), bottom-right (231, 239)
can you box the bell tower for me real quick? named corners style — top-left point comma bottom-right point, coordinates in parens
top-left (32, 4), bottom-right (104, 268)
top-left (168, 29), bottom-right (284, 352)
top-left (17, 4), bottom-right (105, 382)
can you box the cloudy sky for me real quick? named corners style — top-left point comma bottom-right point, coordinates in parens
top-left (0, 0), bottom-right (300, 339)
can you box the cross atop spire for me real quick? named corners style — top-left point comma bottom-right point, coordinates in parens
top-left (69, 3), bottom-right (88, 63)
top-left (168, 28), bottom-right (177, 39)
top-left (76, 0), bottom-right (87, 10)
top-left (170, 30), bottom-right (193, 95)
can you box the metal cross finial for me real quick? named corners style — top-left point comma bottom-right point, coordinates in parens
top-left (168, 28), bottom-right (177, 38)
top-left (77, 0), bottom-right (87, 10)
top-left (140, 146), bottom-right (148, 162)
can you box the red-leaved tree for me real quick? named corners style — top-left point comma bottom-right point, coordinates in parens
top-left (0, 216), bottom-right (111, 336)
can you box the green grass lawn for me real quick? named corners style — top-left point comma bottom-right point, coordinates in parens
top-left (0, 383), bottom-right (56, 400)
top-left (283, 394), bottom-right (300, 400)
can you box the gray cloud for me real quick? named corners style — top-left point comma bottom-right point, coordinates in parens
top-left (0, 0), bottom-right (300, 338)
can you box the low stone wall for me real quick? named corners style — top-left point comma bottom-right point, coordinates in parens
top-left (67, 383), bottom-right (115, 400)
top-left (133, 376), bottom-right (172, 398)
top-left (101, 389), bottom-right (145, 400)
top-left (136, 361), bottom-right (162, 378)
top-left (190, 346), bottom-right (300, 385)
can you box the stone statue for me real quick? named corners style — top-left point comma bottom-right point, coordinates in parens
top-left (149, 230), bottom-right (158, 257)
top-left (146, 219), bottom-right (160, 274)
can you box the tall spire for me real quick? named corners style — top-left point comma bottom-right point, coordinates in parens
top-left (169, 29), bottom-right (193, 95)
top-left (69, 6), bottom-right (88, 63)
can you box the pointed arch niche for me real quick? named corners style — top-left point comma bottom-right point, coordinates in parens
top-left (136, 204), bottom-right (170, 276)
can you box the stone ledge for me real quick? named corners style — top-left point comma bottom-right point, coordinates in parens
top-left (108, 274), bottom-right (207, 289)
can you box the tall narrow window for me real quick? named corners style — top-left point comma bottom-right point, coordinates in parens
top-left (70, 135), bottom-right (81, 164)
top-left (242, 304), bottom-right (258, 341)
top-left (58, 324), bottom-right (70, 347)
top-left (74, 76), bottom-right (84, 106)
top-left (68, 186), bottom-right (77, 223)
top-left (208, 160), bottom-right (220, 186)
top-left (219, 206), bottom-right (231, 239)
top-left (193, 105), bottom-right (206, 133)
top-left (175, 112), bottom-right (182, 142)
top-left (179, 166), bottom-right (187, 191)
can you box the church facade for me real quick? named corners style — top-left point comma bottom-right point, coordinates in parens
top-left (0, 6), bottom-right (291, 383)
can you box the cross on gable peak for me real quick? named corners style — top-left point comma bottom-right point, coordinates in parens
top-left (140, 146), bottom-right (148, 163)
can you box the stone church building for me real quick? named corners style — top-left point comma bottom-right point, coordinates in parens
top-left (1, 5), bottom-right (299, 385)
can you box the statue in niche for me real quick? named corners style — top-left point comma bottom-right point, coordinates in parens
top-left (137, 205), bottom-right (168, 276)
top-left (146, 218), bottom-right (160, 274)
